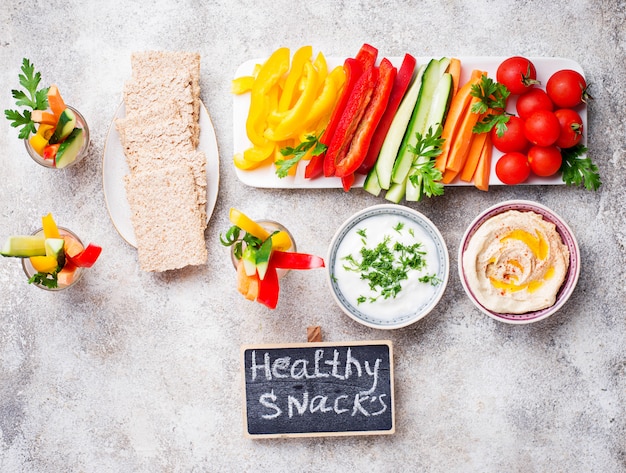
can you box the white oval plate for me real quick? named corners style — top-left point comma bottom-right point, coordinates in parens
top-left (102, 101), bottom-right (220, 247)
top-left (233, 55), bottom-right (587, 188)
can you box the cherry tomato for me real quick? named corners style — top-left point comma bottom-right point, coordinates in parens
top-left (491, 115), bottom-right (529, 153)
top-left (496, 56), bottom-right (539, 95)
top-left (524, 110), bottom-right (561, 146)
top-left (516, 88), bottom-right (554, 120)
top-left (496, 152), bottom-right (531, 185)
top-left (546, 69), bottom-right (589, 108)
top-left (527, 145), bottom-right (562, 177)
top-left (554, 108), bottom-right (584, 149)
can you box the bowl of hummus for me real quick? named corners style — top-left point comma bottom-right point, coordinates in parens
top-left (459, 200), bottom-right (580, 324)
top-left (327, 204), bottom-right (449, 329)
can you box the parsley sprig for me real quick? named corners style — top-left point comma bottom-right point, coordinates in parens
top-left (407, 124), bottom-right (445, 199)
top-left (220, 225), bottom-right (264, 259)
top-left (29, 270), bottom-right (59, 289)
top-left (342, 224), bottom-right (440, 304)
top-left (560, 144), bottom-right (601, 190)
top-left (5, 58), bottom-right (49, 139)
top-left (470, 74), bottom-right (511, 136)
top-left (275, 131), bottom-right (327, 178)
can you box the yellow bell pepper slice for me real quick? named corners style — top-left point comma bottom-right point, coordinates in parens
top-left (29, 255), bottom-right (60, 273)
top-left (233, 153), bottom-right (271, 170)
top-left (278, 45), bottom-right (312, 112)
top-left (245, 47), bottom-right (290, 147)
top-left (42, 213), bottom-right (61, 239)
top-left (231, 76), bottom-right (255, 94)
top-left (265, 61), bottom-right (319, 141)
top-left (229, 208), bottom-right (270, 240)
top-left (28, 124), bottom-right (55, 156)
top-left (229, 208), bottom-right (293, 251)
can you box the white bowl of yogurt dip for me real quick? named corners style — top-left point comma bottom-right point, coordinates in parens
top-left (459, 200), bottom-right (580, 324)
top-left (327, 204), bottom-right (449, 329)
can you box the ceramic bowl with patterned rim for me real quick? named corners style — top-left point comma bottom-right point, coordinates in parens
top-left (458, 200), bottom-right (580, 324)
top-left (327, 204), bottom-right (449, 330)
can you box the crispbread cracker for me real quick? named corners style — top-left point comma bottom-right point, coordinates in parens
top-left (130, 51), bottom-right (201, 146)
top-left (124, 164), bottom-right (206, 272)
top-left (119, 50), bottom-right (207, 272)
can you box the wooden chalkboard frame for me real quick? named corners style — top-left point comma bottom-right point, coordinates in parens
top-left (241, 340), bottom-right (395, 438)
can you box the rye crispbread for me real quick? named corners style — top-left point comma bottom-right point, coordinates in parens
top-left (119, 50), bottom-right (207, 272)
top-left (124, 164), bottom-right (207, 272)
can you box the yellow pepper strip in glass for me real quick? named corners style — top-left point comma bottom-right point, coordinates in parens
top-left (229, 208), bottom-right (270, 241)
top-left (245, 47), bottom-right (290, 147)
top-left (29, 255), bottom-right (59, 273)
top-left (42, 213), bottom-right (61, 239)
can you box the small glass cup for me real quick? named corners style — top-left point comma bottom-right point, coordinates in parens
top-left (230, 220), bottom-right (296, 279)
top-left (21, 226), bottom-right (85, 291)
top-left (24, 105), bottom-right (90, 169)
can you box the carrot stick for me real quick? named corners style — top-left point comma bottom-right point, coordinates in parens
top-left (434, 70), bottom-right (483, 172)
top-left (460, 131), bottom-right (488, 182)
top-left (440, 167), bottom-right (459, 184)
top-left (447, 58), bottom-right (461, 97)
top-left (444, 95), bottom-right (483, 173)
top-left (474, 133), bottom-right (492, 191)
top-left (47, 85), bottom-right (66, 117)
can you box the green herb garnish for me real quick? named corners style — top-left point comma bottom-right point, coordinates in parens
top-left (560, 144), bottom-right (601, 191)
top-left (275, 131), bottom-right (327, 178)
top-left (341, 223), bottom-right (440, 304)
top-left (5, 58), bottom-right (49, 139)
top-left (407, 124), bottom-right (445, 199)
top-left (220, 225), bottom-right (264, 260)
top-left (28, 270), bottom-right (59, 289)
top-left (470, 74), bottom-right (511, 136)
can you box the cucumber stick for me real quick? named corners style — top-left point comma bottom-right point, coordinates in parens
top-left (372, 64), bottom-right (425, 190)
top-left (405, 73), bottom-right (453, 202)
top-left (391, 57), bottom-right (451, 185)
top-left (363, 167), bottom-right (382, 196)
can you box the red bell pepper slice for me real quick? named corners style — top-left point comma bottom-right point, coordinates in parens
top-left (357, 53), bottom-right (417, 175)
top-left (270, 251), bottom-right (325, 270)
top-left (355, 43), bottom-right (378, 71)
top-left (323, 65), bottom-right (379, 177)
top-left (305, 58), bottom-right (363, 180)
top-left (334, 58), bottom-right (396, 178)
top-left (67, 243), bottom-right (102, 268)
top-left (257, 262), bottom-right (279, 309)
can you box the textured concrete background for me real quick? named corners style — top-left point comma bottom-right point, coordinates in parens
top-left (1, 0), bottom-right (625, 472)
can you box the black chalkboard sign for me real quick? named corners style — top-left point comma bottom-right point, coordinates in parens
top-left (241, 340), bottom-right (395, 438)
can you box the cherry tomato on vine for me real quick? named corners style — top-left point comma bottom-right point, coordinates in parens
top-left (491, 115), bottom-right (528, 153)
top-left (516, 88), bottom-right (553, 120)
top-left (496, 152), bottom-right (531, 185)
top-left (546, 69), bottom-right (590, 108)
top-left (496, 56), bottom-right (539, 95)
top-left (554, 108), bottom-right (584, 149)
top-left (527, 145), bottom-right (562, 177)
top-left (524, 110), bottom-right (561, 147)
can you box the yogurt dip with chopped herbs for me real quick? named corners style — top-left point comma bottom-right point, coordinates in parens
top-left (332, 213), bottom-right (442, 320)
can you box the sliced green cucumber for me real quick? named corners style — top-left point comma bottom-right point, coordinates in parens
top-left (374, 64), bottom-right (426, 190)
top-left (1, 235), bottom-right (46, 257)
top-left (391, 57), bottom-right (451, 185)
top-left (49, 108), bottom-right (77, 144)
top-left (405, 73), bottom-right (453, 202)
top-left (55, 128), bottom-right (84, 169)
top-left (363, 167), bottom-right (382, 196)
top-left (241, 246), bottom-right (257, 276)
top-left (255, 237), bottom-right (273, 280)
top-left (45, 237), bottom-right (66, 270)
top-left (385, 178), bottom-right (407, 204)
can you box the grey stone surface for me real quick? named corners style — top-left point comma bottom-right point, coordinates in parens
top-left (0, 0), bottom-right (624, 471)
